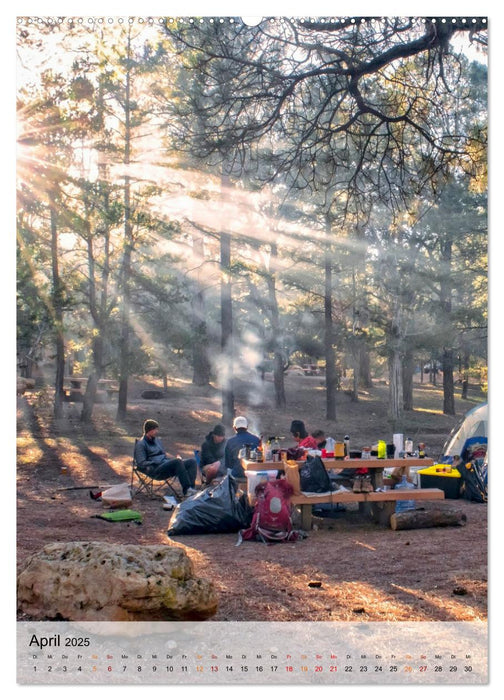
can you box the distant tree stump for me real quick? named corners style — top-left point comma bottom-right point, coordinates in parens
top-left (390, 507), bottom-right (467, 531)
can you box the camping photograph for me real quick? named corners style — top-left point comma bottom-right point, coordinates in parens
top-left (16, 16), bottom-right (488, 629)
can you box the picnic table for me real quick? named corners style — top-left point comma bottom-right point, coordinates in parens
top-left (241, 457), bottom-right (444, 529)
top-left (63, 377), bottom-right (119, 402)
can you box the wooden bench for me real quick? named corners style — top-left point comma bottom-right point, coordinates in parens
top-left (291, 488), bottom-right (445, 529)
top-left (240, 457), bottom-right (442, 528)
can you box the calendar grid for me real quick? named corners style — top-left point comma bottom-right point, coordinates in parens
top-left (18, 620), bottom-right (487, 684)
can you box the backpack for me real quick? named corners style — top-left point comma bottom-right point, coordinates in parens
top-left (237, 479), bottom-right (303, 544)
top-left (459, 461), bottom-right (488, 503)
top-left (461, 437), bottom-right (487, 464)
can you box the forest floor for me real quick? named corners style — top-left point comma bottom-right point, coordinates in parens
top-left (16, 371), bottom-right (487, 622)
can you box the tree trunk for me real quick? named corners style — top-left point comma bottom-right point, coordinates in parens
top-left (442, 347), bottom-right (456, 415)
top-left (461, 350), bottom-right (470, 399)
top-left (81, 84), bottom-right (113, 423)
top-left (402, 347), bottom-right (415, 411)
top-left (81, 336), bottom-right (104, 422)
top-left (192, 290), bottom-right (212, 386)
top-left (220, 210), bottom-right (234, 425)
top-left (351, 343), bottom-right (360, 402)
top-left (268, 242), bottom-right (286, 410)
top-left (390, 507), bottom-right (467, 530)
top-left (324, 216), bottom-right (336, 421)
top-left (117, 36), bottom-right (133, 421)
top-left (388, 302), bottom-right (404, 429)
top-left (440, 237), bottom-right (455, 415)
top-left (191, 233), bottom-right (211, 386)
top-left (350, 269), bottom-right (359, 402)
top-left (359, 345), bottom-right (373, 388)
top-left (50, 205), bottom-right (65, 419)
top-left (389, 351), bottom-right (403, 428)
top-left (81, 216), bottom-right (104, 422)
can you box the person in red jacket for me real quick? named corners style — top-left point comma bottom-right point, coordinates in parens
top-left (289, 420), bottom-right (318, 450)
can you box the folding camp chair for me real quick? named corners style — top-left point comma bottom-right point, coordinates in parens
top-left (130, 439), bottom-right (182, 501)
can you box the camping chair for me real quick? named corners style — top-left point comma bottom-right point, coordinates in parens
top-left (130, 439), bottom-right (182, 501)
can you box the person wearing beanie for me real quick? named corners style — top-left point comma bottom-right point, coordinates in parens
top-left (224, 416), bottom-right (260, 479)
top-left (200, 424), bottom-right (227, 482)
top-left (134, 419), bottom-right (198, 497)
top-left (290, 419), bottom-right (318, 450)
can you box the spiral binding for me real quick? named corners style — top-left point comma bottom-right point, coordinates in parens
top-left (17, 17), bottom-right (488, 27)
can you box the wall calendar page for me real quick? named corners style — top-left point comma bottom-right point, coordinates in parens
top-left (15, 8), bottom-right (489, 690)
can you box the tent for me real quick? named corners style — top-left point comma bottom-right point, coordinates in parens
top-left (442, 402), bottom-right (488, 458)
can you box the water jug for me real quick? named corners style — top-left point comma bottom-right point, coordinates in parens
top-left (393, 433), bottom-right (404, 459)
top-left (395, 474), bottom-right (416, 513)
top-left (325, 437), bottom-right (336, 454)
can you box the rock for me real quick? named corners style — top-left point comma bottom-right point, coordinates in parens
top-left (17, 541), bottom-right (218, 622)
top-left (453, 586), bottom-right (468, 596)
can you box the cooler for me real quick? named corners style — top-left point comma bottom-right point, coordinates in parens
top-left (418, 465), bottom-right (462, 499)
top-left (244, 470), bottom-right (279, 504)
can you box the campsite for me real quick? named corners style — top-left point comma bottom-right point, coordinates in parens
top-left (17, 371), bottom-right (487, 623)
top-left (16, 17), bottom-right (487, 631)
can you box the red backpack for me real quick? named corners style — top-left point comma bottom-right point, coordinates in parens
top-left (238, 479), bottom-right (304, 544)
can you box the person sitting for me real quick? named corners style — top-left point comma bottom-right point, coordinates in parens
top-left (224, 416), bottom-right (260, 479)
top-left (311, 429), bottom-right (326, 450)
top-left (290, 420), bottom-right (318, 450)
top-left (134, 419), bottom-right (198, 497)
top-left (200, 424), bottom-right (226, 483)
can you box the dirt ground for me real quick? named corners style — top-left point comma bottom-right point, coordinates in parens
top-left (16, 372), bottom-right (488, 622)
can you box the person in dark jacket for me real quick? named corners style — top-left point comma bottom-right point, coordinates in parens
top-left (224, 416), bottom-right (260, 479)
top-left (134, 419), bottom-right (197, 497)
top-left (200, 424), bottom-right (227, 482)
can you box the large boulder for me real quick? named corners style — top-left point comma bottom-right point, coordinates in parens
top-left (17, 541), bottom-right (218, 621)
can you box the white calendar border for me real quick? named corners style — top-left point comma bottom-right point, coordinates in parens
top-left (6, 1), bottom-right (501, 697)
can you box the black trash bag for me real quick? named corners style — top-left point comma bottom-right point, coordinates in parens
top-left (167, 473), bottom-right (253, 535)
top-left (459, 460), bottom-right (487, 503)
top-left (299, 455), bottom-right (332, 493)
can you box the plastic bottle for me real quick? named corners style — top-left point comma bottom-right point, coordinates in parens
top-left (395, 474), bottom-right (416, 513)
top-left (405, 437), bottom-right (413, 454)
top-left (344, 435), bottom-right (350, 457)
top-left (265, 440), bottom-right (273, 461)
top-left (325, 437), bottom-right (335, 454)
